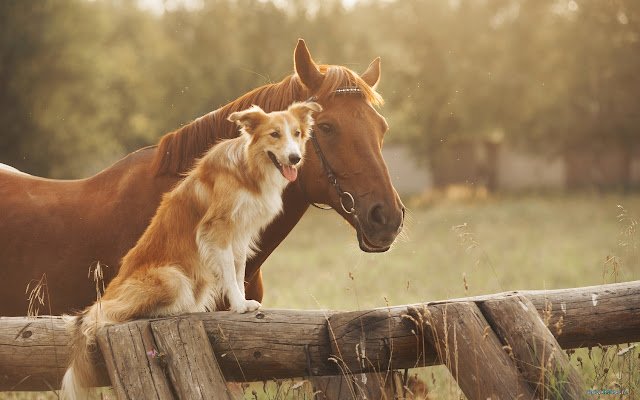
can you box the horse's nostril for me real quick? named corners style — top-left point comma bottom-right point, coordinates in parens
top-left (289, 154), bottom-right (301, 165)
top-left (369, 204), bottom-right (387, 226)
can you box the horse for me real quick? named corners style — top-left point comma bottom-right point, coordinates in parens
top-left (0, 39), bottom-right (405, 316)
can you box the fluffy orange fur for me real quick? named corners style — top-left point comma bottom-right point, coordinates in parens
top-left (60, 101), bottom-right (321, 399)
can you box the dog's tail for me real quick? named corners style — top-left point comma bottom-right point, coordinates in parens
top-left (60, 305), bottom-right (105, 400)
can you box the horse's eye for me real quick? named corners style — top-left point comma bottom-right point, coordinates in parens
top-left (317, 123), bottom-right (333, 134)
top-left (270, 132), bottom-right (280, 138)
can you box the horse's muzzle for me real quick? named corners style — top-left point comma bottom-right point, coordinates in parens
top-left (356, 204), bottom-right (405, 252)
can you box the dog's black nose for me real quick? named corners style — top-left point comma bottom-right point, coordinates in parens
top-left (289, 154), bottom-right (301, 165)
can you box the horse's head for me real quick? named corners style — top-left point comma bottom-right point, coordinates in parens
top-left (294, 40), bottom-right (405, 252)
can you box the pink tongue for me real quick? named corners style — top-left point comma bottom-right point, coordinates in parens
top-left (281, 165), bottom-right (298, 182)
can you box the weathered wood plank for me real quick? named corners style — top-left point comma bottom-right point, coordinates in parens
top-left (199, 309), bottom-right (336, 381)
top-left (410, 302), bottom-right (536, 400)
top-left (320, 307), bottom-right (434, 400)
top-left (327, 307), bottom-right (438, 373)
top-left (1, 280), bottom-right (638, 391)
top-left (0, 316), bottom-right (70, 391)
top-left (96, 320), bottom-right (174, 400)
top-left (480, 295), bottom-right (585, 399)
top-left (518, 283), bottom-right (640, 349)
top-left (150, 317), bottom-right (231, 400)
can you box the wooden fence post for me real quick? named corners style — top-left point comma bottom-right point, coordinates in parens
top-left (413, 302), bottom-right (536, 400)
top-left (96, 320), bottom-right (174, 399)
top-left (96, 317), bottom-right (231, 399)
top-left (321, 307), bottom-right (415, 399)
top-left (150, 317), bottom-right (231, 400)
top-left (480, 295), bottom-right (585, 399)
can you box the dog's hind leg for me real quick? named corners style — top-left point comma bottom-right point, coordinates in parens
top-left (61, 266), bottom-right (195, 399)
top-left (101, 266), bottom-right (197, 319)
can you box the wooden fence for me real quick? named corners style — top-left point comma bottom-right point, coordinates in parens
top-left (1, 280), bottom-right (639, 399)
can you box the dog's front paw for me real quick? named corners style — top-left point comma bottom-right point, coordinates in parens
top-left (244, 300), bottom-right (261, 312)
top-left (230, 299), bottom-right (261, 314)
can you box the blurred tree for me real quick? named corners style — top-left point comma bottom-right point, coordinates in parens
top-left (356, 0), bottom-right (640, 189)
top-left (0, 0), bottom-right (173, 177)
top-left (357, 0), bottom-right (510, 185)
top-left (558, 1), bottom-right (640, 188)
top-left (0, 0), bottom-right (637, 186)
top-left (0, 1), bottom-right (77, 175)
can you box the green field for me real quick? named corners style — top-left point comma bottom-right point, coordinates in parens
top-left (3, 194), bottom-right (639, 399)
top-left (262, 193), bottom-right (639, 310)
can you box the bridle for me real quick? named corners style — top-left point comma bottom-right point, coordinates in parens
top-left (301, 88), bottom-right (361, 216)
top-left (298, 87), bottom-right (401, 253)
top-left (307, 133), bottom-right (356, 214)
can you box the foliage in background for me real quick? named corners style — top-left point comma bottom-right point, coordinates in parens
top-left (0, 0), bottom-right (638, 178)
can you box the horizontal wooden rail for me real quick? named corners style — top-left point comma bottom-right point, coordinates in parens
top-left (1, 280), bottom-right (639, 392)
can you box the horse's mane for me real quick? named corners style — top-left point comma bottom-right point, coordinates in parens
top-left (152, 65), bottom-right (383, 176)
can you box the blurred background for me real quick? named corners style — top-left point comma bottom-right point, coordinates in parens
top-left (1, 0), bottom-right (639, 398)
top-left (1, 0), bottom-right (639, 186)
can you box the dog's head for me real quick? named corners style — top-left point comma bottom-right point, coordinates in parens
top-left (228, 101), bottom-right (322, 182)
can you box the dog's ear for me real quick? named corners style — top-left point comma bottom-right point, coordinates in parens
top-left (287, 101), bottom-right (322, 120)
top-left (287, 101), bottom-right (323, 125)
top-left (228, 105), bottom-right (268, 133)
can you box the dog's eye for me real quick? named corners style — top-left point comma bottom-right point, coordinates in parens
top-left (270, 132), bottom-right (280, 139)
top-left (295, 130), bottom-right (301, 137)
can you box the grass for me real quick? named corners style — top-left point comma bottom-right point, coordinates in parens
top-left (3, 193), bottom-right (639, 399)
top-left (262, 193), bottom-right (639, 310)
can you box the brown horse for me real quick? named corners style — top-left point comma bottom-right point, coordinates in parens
top-left (0, 39), bottom-right (404, 316)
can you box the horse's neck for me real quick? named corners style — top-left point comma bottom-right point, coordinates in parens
top-left (91, 147), bottom-right (179, 201)
top-left (88, 78), bottom-right (306, 210)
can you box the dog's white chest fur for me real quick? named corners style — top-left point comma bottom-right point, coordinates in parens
top-left (232, 185), bottom-right (283, 230)
top-left (195, 173), bottom-right (286, 312)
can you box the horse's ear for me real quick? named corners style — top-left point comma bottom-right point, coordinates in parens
top-left (294, 39), bottom-right (324, 91)
top-left (361, 57), bottom-right (381, 89)
top-left (228, 105), bottom-right (267, 133)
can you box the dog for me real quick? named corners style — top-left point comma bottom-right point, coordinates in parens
top-left (60, 101), bottom-right (322, 399)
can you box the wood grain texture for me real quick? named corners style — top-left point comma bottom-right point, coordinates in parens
top-left (0, 316), bottom-right (70, 391)
top-left (198, 309), bottom-right (335, 381)
top-left (150, 317), bottom-right (231, 400)
top-left (1, 280), bottom-right (638, 392)
top-left (96, 320), bottom-right (174, 400)
top-left (517, 283), bottom-right (640, 349)
top-left (327, 307), bottom-right (438, 373)
top-left (480, 295), bottom-right (585, 399)
top-left (415, 302), bottom-right (536, 400)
